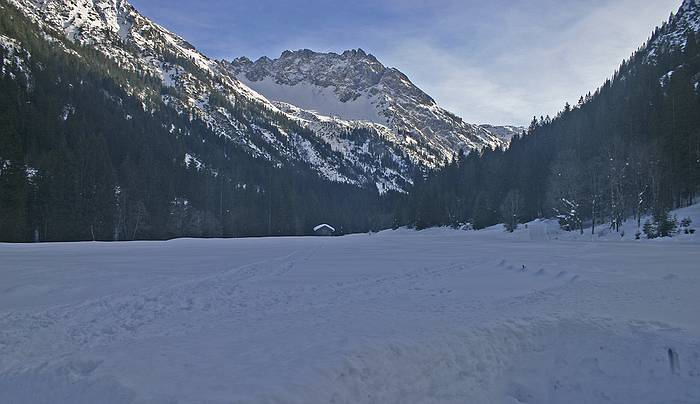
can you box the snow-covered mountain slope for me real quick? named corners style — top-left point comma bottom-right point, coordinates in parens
top-left (2, 0), bottom-right (416, 192)
top-left (273, 102), bottom-right (418, 193)
top-left (226, 49), bottom-right (507, 166)
top-left (479, 124), bottom-right (525, 144)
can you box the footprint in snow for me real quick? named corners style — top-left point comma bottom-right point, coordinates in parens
top-left (67, 359), bottom-right (103, 379)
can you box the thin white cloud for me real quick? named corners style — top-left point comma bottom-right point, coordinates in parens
top-left (375, 0), bottom-right (681, 125)
top-left (380, 40), bottom-right (532, 125)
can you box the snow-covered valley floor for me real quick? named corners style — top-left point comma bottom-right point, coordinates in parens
top-left (1, 217), bottom-right (699, 403)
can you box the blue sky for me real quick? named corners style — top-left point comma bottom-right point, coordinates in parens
top-left (130, 0), bottom-right (682, 126)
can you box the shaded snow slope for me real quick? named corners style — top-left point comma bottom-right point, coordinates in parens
top-left (238, 76), bottom-right (385, 125)
top-left (1, 221), bottom-right (698, 403)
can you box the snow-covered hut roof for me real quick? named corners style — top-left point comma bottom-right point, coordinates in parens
top-left (313, 224), bottom-right (336, 232)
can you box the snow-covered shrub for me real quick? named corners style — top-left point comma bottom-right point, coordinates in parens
top-left (680, 217), bottom-right (694, 234)
top-left (458, 223), bottom-right (474, 231)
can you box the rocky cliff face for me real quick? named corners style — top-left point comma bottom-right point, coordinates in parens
top-left (226, 49), bottom-right (506, 166)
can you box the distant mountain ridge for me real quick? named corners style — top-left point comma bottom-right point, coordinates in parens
top-left (226, 49), bottom-right (508, 166)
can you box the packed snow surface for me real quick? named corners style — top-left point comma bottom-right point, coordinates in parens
top-left (1, 213), bottom-right (699, 403)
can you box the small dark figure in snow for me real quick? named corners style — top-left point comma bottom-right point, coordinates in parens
top-left (521, 265), bottom-right (527, 271)
top-left (668, 348), bottom-right (680, 375)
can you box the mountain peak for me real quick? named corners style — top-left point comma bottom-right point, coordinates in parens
top-left (343, 48), bottom-right (366, 56)
top-left (224, 49), bottom-right (504, 163)
top-left (341, 48), bottom-right (372, 59)
top-left (274, 48), bottom-right (381, 65)
top-left (232, 56), bottom-right (253, 66)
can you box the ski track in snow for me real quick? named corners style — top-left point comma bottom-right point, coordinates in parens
top-left (1, 219), bottom-right (699, 403)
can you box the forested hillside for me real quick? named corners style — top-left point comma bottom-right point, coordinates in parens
top-left (0, 2), bottom-right (399, 242)
top-left (2, 0), bottom-right (699, 242)
top-left (402, 4), bottom-right (700, 234)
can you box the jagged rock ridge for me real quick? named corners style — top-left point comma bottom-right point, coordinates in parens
top-left (226, 49), bottom-right (507, 166)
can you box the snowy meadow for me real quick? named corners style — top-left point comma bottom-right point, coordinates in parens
top-left (1, 208), bottom-right (699, 403)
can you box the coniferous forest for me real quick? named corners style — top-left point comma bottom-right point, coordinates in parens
top-left (1, 2), bottom-right (699, 242)
top-left (401, 23), bottom-right (700, 235)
